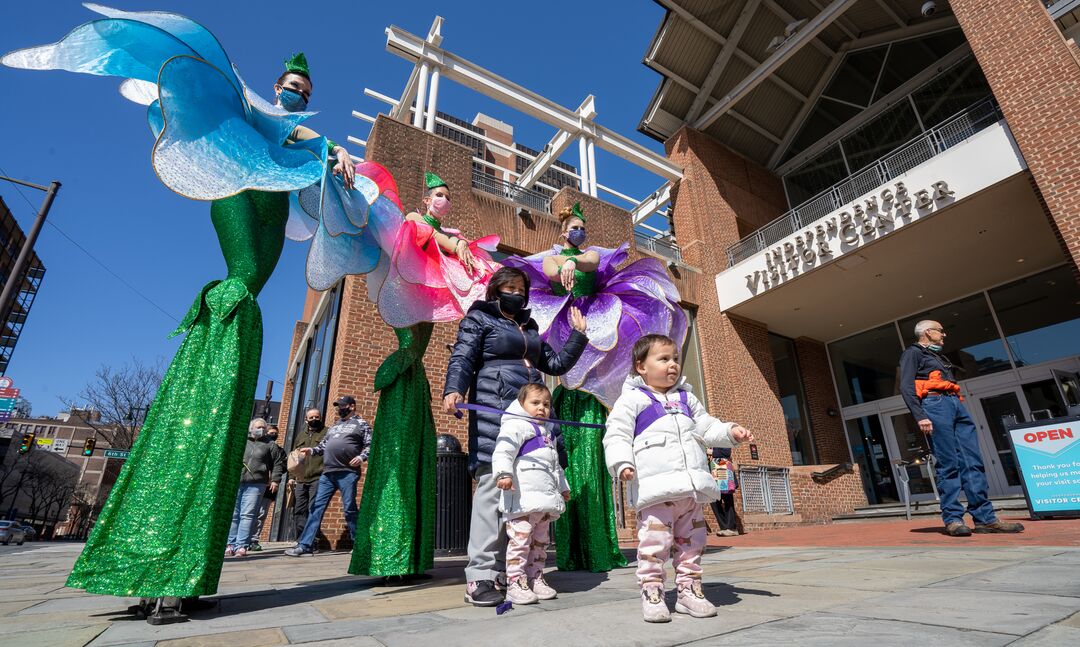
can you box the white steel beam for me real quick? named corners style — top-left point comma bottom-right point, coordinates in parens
top-left (631, 182), bottom-right (671, 225)
top-left (847, 15), bottom-right (959, 51)
top-left (516, 96), bottom-right (595, 189)
top-left (693, 0), bottom-right (858, 131)
top-left (413, 62), bottom-right (429, 128)
top-left (653, 0), bottom-right (808, 103)
top-left (767, 43), bottom-right (849, 169)
top-left (686, 0), bottom-right (760, 123)
top-left (578, 137), bottom-right (590, 191)
top-left (805, 0), bottom-right (860, 40)
top-left (761, 0), bottom-right (835, 57)
top-left (587, 138), bottom-right (597, 197)
top-left (386, 25), bottom-right (682, 180)
top-left (424, 66), bottom-right (440, 132)
top-left (391, 16), bottom-right (442, 121)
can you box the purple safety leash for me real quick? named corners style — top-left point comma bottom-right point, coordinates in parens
top-left (452, 402), bottom-right (606, 428)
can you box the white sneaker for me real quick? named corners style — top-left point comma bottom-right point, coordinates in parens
top-left (675, 580), bottom-right (717, 618)
top-left (505, 577), bottom-right (539, 605)
top-left (641, 584), bottom-right (671, 623)
top-left (530, 573), bottom-right (558, 600)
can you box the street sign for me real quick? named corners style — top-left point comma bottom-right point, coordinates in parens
top-left (52, 438), bottom-right (69, 453)
top-left (0, 377), bottom-right (19, 423)
top-left (103, 449), bottom-right (130, 459)
top-left (35, 438), bottom-right (54, 447)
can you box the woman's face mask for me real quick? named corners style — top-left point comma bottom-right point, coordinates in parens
top-left (278, 87), bottom-right (308, 112)
top-left (428, 195), bottom-right (450, 217)
top-left (566, 228), bottom-right (587, 247)
top-left (498, 291), bottom-right (527, 316)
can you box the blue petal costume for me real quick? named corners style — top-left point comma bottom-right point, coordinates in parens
top-left (3, 4), bottom-right (385, 597)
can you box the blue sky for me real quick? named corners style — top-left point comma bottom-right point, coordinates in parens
top-left (0, 0), bottom-right (669, 415)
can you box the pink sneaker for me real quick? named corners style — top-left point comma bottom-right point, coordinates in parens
top-left (530, 573), bottom-right (558, 600)
top-left (505, 577), bottom-right (539, 605)
top-left (224, 546), bottom-right (235, 557)
top-left (675, 580), bottom-right (716, 618)
top-left (233, 547), bottom-right (248, 558)
top-left (641, 584), bottom-right (671, 623)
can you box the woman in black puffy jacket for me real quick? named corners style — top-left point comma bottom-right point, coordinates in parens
top-left (442, 266), bottom-right (588, 606)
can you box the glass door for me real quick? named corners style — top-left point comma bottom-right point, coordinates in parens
top-left (882, 410), bottom-right (937, 502)
top-left (973, 389), bottom-right (1027, 496)
top-left (1052, 370), bottom-right (1080, 414)
top-left (844, 415), bottom-right (899, 504)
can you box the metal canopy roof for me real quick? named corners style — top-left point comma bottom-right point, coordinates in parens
top-left (640, 0), bottom-right (960, 170)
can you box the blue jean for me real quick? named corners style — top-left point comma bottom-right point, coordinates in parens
top-left (296, 470), bottom-right (359, 551)
top-left (228, 483), bottom-right (267, 548)
top-left (923, 395), bottom-right (997, 525)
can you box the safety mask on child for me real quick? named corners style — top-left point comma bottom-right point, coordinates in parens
top-left (428, 195), bottom-right (451, 217)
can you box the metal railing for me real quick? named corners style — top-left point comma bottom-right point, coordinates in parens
top-left (740, 466), bottom-right (794, 515)
top-left (471, 169), bottom-right (552, 213)
top-left (725, 99), bottom-right (1004, 268)
top-left (634, 232), bottom-right (682, 263)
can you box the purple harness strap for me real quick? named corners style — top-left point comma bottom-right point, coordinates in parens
top-left (633, 388), bottom-right (691, 437)
top-left (517, 422), bottom-right (548, 457)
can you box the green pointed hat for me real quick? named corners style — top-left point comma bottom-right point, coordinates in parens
top-left (425, 172), bottom-right (447, 190)
top-left (284, 52), bottom-right (310, 79)
top-left (571, 202), bottom-right (586, 222)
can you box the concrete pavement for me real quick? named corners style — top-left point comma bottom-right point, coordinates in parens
top-left (1, 523), bottom-right (1078, 647)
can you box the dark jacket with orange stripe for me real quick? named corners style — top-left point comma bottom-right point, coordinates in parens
top-left (899, 344), bottom-right (960, 421)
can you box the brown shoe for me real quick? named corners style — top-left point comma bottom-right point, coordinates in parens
top-left (945, 522), bottom-right (972, 537)
top-left (973, 520), bottom-right (1025, 534)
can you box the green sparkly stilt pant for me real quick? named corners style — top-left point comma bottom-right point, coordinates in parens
top-left (67, 192), bottom-right (284, 598)
top-left (349, 324), bottom-right (436, 576)
top-left (554, 387), bottom-right (628, 572)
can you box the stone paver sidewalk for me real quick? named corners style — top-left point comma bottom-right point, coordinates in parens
top-left (1, 526), bottom-right (1079, 647)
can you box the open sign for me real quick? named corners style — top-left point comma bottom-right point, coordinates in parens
top-left (1023, 428), bottom-right (1074, 443)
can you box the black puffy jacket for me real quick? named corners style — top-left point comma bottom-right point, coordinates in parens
top-left (443, 299), bottom-right (588, 471)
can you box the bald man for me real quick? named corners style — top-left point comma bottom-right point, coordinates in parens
top-left (899, 320), bottom-right (1023, 537)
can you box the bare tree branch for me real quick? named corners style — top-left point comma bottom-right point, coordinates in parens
top-left (60, 356), bottom-right (164, 450)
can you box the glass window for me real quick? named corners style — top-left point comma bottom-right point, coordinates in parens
top-left (874, 30), bottom-right (967, 101)
top-left (681, 308), bottom-right (707, 403)
top-left (770, 334), bottom-right (815, 465)
top-left (1022, 379), bottom-right (1068, 420)
top-left (828, 323), bottom-right (903, 407)
top-left (886, 412), bottom-right (935, 495)
top-left (783, 144), bottom-right (848, 206)
top-left (988, 265), bottom-right (1080, 367)
top-left (844, 415), bottom-right (898, 504)
top-left (899, 293), bottom-right (1012, 377)
top-left (911, 56), bottom-right (992, 128)
top-left (823, 46), bottom-right (887, 108)
top-left (841, 100), bottom-right (921, 172)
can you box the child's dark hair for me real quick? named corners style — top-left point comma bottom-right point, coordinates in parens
top-left (517, 382), bottom-right (551, 404)
top-left (631, 334), bottom-right (677, 372)
top-left (486, 267), bottom-right (531, 303)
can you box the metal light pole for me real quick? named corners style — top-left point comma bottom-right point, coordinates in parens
top-left (0, 177), bottom-right (61, 327)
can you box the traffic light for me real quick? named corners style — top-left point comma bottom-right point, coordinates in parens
top-left (82, 437), bottom-right (96, 457)
top-left (18, 432), bottom-right (34, 454)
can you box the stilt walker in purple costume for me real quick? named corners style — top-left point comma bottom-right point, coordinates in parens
top-left (505, 202), bottom-right (687, 572)
top-left (2, 4), bottom-right (389, 623)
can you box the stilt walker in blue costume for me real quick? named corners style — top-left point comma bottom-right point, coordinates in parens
top-left (2, 4), bottom-right (392, 623)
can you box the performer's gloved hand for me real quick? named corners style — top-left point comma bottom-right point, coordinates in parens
top-left (455, 239), bottom-right (477, 274)
top-left (560, 257), bottom-right (577, 291)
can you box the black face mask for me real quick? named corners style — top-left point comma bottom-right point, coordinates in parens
top-left (307, 419), bottom-right (324, 432)
top-left (337, 406), bottom-right (352, 418)
top-left (498, 292), bottom-right (526, 316)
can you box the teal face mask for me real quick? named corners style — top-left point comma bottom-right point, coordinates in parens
top-left (928, 344), bottom-right (943, 352)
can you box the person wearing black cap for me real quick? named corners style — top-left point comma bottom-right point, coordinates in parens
top-left (285, 396), bottom-right (372, 557)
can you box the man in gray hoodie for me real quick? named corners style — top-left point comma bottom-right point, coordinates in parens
top-left (226, 418), bottom-right (285, 557)
top-left (285, 396), bottom-right (372, 557)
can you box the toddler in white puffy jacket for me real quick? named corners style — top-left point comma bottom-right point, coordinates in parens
top-left (604, 334), bottom-right (754, 623)
top-left (492, 383), bottom-right (570, 605)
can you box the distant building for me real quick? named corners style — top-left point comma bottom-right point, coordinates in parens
top-left (0, 196), bottom-right (46, 375)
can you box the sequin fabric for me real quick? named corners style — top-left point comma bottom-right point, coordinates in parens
top-left (553, 387), bottom-right (628, 572)
top-left (349, 324), bottom-right (436, 576)
top-left (66, 191), bottom-right (285, 597)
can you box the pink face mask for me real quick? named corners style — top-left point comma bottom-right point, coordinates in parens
top-left (428, 195), bottom-right (451, 217)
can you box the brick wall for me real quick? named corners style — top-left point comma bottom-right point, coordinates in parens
top-left (784, 465), bottom-right (867, 526)
top-left (952, 0), bottom-right (1080, 279)
top-left (794, 337), bottom-right (850, 465)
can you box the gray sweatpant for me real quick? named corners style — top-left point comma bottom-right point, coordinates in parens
top-left (465, 464), bottom-right (507, 583)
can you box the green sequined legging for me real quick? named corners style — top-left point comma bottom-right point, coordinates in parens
top-left (554, 387), bottom-right (629, 572)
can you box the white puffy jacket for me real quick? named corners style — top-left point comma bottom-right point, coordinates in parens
top-left (491, 400), bottom-right (569, 517)
top-left (603, 376), bottom-right (739, 510)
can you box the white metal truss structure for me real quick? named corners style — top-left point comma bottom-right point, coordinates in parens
top-left (350, 17), bottom-right (682, 229)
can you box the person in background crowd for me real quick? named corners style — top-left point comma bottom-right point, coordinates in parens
top-left (250, 425), bottom-right (287, 550)
top-left (288, 408), bottom-right (328, 541)
top-left (710, 447), bottom-right (739, 537)
top-left (226, 418), bottom-right (285, 558)
top-left (899, 320), bottom-right (1024, 537)
top-left (285, 396), bottom-right (372, 557)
